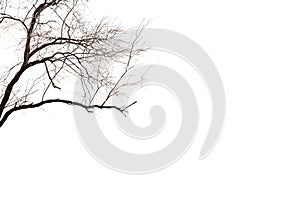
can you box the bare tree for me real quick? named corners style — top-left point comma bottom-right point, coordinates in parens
top-left (0, 0), bottom-right (145, 127)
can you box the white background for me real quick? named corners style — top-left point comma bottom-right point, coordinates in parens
top-left (1, 0), bottom-right (300, 199)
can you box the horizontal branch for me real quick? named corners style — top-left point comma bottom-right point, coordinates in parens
top-left (0, 99), bottom-right (137, 127)
top-left (29, 37), bottom-right (97, 58)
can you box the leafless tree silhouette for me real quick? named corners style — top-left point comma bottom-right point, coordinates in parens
top-left (0, 0), bottom-right (146, 127)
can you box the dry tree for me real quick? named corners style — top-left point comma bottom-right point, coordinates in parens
top-left (0, 0), bottom-right (146, 127)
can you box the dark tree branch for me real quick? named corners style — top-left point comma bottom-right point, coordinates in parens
top-left (0, 1), bottom-right (61, 118)
top-left (0, 13), bottom-right (28, 31)
top-left (0, 99), bottom-right (138, 127)
top-left (0, 0), bottom-right (146, 128)
top-left (44, 62), bottom-right (61, 90)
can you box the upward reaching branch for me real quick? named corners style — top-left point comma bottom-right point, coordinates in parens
top-left (0, 0), bottom-right (146, 127)
top-left (0, 1), bottom-right (59, 118)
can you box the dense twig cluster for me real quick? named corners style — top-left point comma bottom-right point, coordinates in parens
top-left (0, 0), bottom-right (146, 127)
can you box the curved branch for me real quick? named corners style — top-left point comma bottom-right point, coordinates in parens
top-left (0, 99), bottom-right (137, 127)
top-left (0, 1), bottom-right (62, 118)
top-left (0, 13), bottom-right (28, 31)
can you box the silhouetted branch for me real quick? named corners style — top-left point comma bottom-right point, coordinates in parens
top-left (0, 99), bottom-right (138, 127)
top-left (0, 0), bottom-right (147, 127)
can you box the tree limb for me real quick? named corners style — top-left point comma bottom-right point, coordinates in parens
top-left (0, 98), bottom-right (137, 127)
